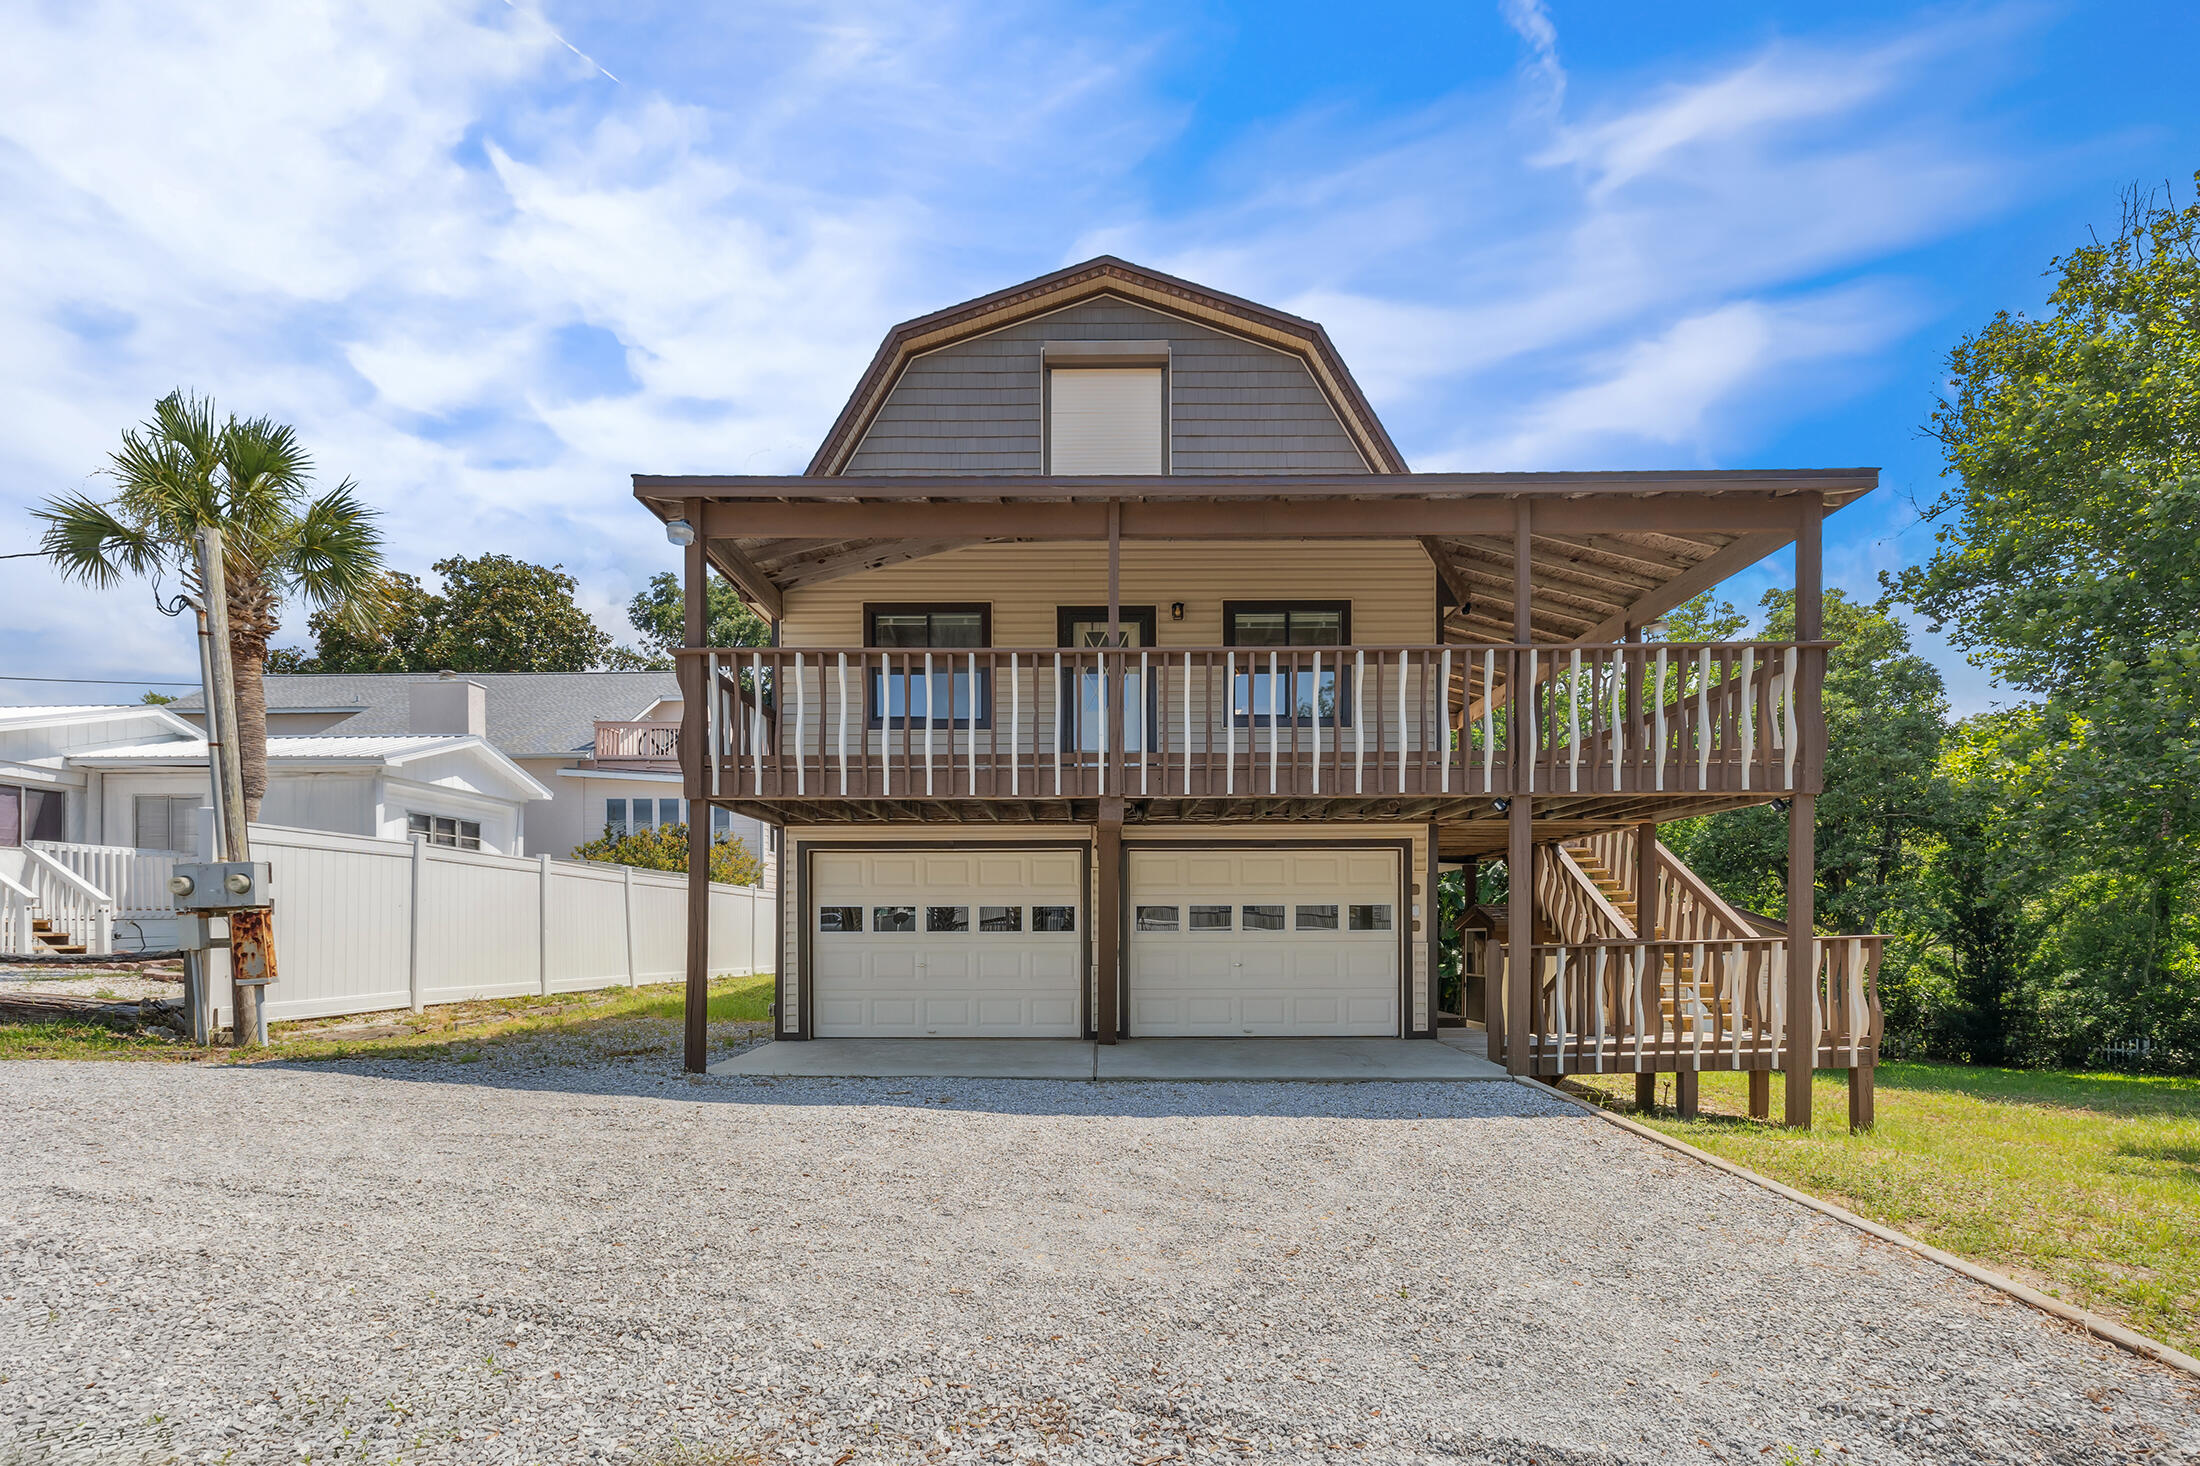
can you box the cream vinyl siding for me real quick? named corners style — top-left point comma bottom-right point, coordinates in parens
top-left (1048, 368), bottom-right (1164, 474)
top-left (771, 541), bottom-right (1439, 770)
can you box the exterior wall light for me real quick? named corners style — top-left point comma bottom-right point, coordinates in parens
top-left (1170, 602), bottom-right (1185, 621)
top-left (1491, 798), bottom-right (1510, 813)
top-left (665, 518), bottom-right (698, 547)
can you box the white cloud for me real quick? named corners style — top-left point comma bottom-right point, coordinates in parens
top-left (0, 0), bottom-right (2051, 701)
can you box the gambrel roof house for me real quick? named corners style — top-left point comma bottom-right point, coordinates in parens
top-left (634, 256), bottom-right (1887, 1128)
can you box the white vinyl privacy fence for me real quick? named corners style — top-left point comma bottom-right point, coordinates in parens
top-left (201, 823), bottom-right (772, 1028)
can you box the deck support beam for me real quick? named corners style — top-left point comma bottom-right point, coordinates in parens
top-left (1634, 1073), bottom-right (1657, 1112)
top-left (1095, 812), bottom-right (1122, 1045)
top-left (1503, 498), bottom-right (1534, 1077)
top-left (682, 497), bottom-right (712, 1075)
top-left (1674, 1071), bottom-right (1699, 1121)
top-left (1749, 1069), bottom-right (1772, 1120)
top-left (1784, 495), bottom-right (1825, 1129)
top-left (1848, 1063), bottom-right (1876, 1132)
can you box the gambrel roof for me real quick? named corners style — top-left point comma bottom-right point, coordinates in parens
top-left (807, 256), bottom-right (1409, 477)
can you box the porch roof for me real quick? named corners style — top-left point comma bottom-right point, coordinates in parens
top-left (630, 467), bottom-right (1878, 646)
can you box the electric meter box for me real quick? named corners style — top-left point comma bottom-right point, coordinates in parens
top-left (168, 861), bottom-right (273, 912)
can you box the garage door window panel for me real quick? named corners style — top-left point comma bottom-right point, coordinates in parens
top-left (927, 906), bottom-right (970, 933)
top-left (1296, 904), bottom-right (1340, 932)
top-left (1241, 904), bottom-right (1286, 932)
top-left (818, 906), bottom-right (862, 933)
top-left (1350, 904), bottom-right (1394, 932)
top-left (980, 906), bottom-right (1023, 932)
top-left (1033, 905), bottom-right (1076, 932)
top-left (1189, 905), bottom-right (1233, 932)
top-left (1136, 905), bottom-right (1180, 932)
top-left (874, 905), bottom-right (917, 933)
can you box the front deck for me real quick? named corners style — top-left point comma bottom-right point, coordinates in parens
top-left (687, 637), bottom-right (1822, 829)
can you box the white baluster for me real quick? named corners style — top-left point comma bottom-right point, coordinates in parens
top-left (1481, 648), bottom-right (1495, 793)
top-left (1739, 646), bottom-right (1756, 792)
top-left (1140, 650), bottom-right (1150, 797)
top-left (1225, 651), bottom-right (1237, 796)
top-left (1353, 650), bottom-right (1366, 794)
top-left (1396, 649), bottom-right (1408, 795)
top-left (1696, 645), bottom-right (1712, 789)
top-left (1181, 653), bottom-right (1192, 797)
top-left (1782, 647), bottom-right (1799, 789)
top-left (1568, 647), bottom-right (1582, 793)
top-left (836, 653), bottom-right (849, 797)
top-left (1437, 649), bottom-right (1451, 794)
top-left (1631, 942), bottom-right (1648, 1067)
top-left (793, 652), bottom-right (807, 797)
top-left (1591, 945), bottom-right (1606, 1072)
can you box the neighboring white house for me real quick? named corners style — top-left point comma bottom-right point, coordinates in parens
top-left (166, 670), bottom-right (777, 887)
top-left (0, 700), bottom-right (550, 857)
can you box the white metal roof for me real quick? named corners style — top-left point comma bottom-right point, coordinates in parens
top-left (66, 734), bottom-right (553, 801)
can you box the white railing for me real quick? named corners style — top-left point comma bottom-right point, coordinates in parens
top-left (20, 846), bottom-right (115, 955)
top-left (0, 867), bottom-right (36, 954)
top-left (594, 720), bottom-right (682, 762)
top-left (27, 841), bottom-right (184, 919)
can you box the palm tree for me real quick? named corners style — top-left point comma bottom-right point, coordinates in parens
top-left (36, 391), bottom-right (386, 820)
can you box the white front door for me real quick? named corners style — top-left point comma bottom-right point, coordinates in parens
top-left (1126, 846), bottom-right (1402, 1036)
top-left (811, 847), bottom-right (1083, 1037)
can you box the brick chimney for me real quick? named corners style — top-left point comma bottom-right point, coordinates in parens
top-left (409, 671), bottom-right (487, 737)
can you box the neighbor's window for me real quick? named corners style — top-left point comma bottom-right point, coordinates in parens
top-left (132, 794), bottom-right (199, 854)
top-left (407, 813), bottom-right (482, 851)
top-left (866, 604), bottom-right (991, 727)
top-left (1048, 367), bottom-right (1164, 474)
top-left (1226, 602), bottom-right (1351, 725)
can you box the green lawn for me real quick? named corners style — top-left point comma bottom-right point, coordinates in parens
top-left (1567, 1063), bottom-right (2200, 1357)
top-left (0, 973), bottom-right (775, 1065)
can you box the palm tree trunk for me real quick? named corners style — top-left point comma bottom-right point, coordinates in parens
top-left (228, 578), bottom-right (278, 824)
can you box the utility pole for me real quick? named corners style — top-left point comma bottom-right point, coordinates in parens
top-left (193, 527), bottom-right (273, 1046)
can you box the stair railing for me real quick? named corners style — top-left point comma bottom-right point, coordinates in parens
top-left (20, 846), bottom-right (115, 955)
top-left (0, 868), bottom-right (36, 954)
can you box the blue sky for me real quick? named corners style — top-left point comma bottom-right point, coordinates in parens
top-left (3, 0), bottom-right (2195, 711)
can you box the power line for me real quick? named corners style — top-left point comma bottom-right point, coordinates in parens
top-left (4, 674), bottom-right (202, 686)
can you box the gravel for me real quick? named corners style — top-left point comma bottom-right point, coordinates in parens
top-left (0, 968), bottom-right (180, 1004)
top-left (2, 1055), bottom-right (2194, 1466)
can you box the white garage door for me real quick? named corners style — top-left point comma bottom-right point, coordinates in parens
top-left (811, 848), bottom-right (1083, 1037)
top-left (1127, 847), bottom-right (1402, 1036)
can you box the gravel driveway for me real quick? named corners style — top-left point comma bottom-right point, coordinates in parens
top-left (2, 1058), bottom-right (2193, 1466)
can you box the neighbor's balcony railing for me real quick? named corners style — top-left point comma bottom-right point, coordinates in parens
top-left (593, 719), bottom-right (682, 765)
top-left (681, 640), bottom-right (1824, 805)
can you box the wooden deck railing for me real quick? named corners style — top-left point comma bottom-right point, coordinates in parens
top-left (682, 640), bottom-right (1823, 806)
top-left (1489, 934), bottom-right (1883, 1074)
top-left (593, 720), bottom-right (682, 763)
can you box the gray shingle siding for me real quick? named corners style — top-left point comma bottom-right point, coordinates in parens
top-left (843, 296), bottom-right (1368, 475)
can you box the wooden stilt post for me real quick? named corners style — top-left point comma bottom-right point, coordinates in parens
top-left (1848, 1064), bottom-right (1876, 1132)
top-left (1748, 1069), bottom-right (1771, 1120)
top-left (1504, 499), bottom-right (1534, 1077)
top-left (682, 498), bottom-right (711, 1075)
top-left (1785, 496), bottom-right (1825, 1129)
top-left (1634, 1073), bottom-right (1657, 1113)
top-left (1096, 811), bottom-right (1122, 1044)
top-left (1674, 1070), bottom-right (1699, 1121)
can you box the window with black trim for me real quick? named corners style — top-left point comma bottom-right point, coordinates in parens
top-left (866, 604), bottom-right (991, 727)
top-left (1225, 601), bottom-right (1351, 725)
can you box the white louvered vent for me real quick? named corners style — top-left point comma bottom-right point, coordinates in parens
top-left (1048, 368), bottom-right (1163, 474)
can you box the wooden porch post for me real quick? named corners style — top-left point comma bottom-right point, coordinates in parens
top-left (1784, 495), bottom-right (1824, 1128)
top-left (1096, 813), bottom-right (1122, 1044)
top-left (1504, 498), bottom-right (1534, 1077)
top-left (682, 498), bottom-right (711, 1075)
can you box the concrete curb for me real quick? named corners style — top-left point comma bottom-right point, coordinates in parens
top-left (1521, 1075), bottom-right (2200, 1381)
